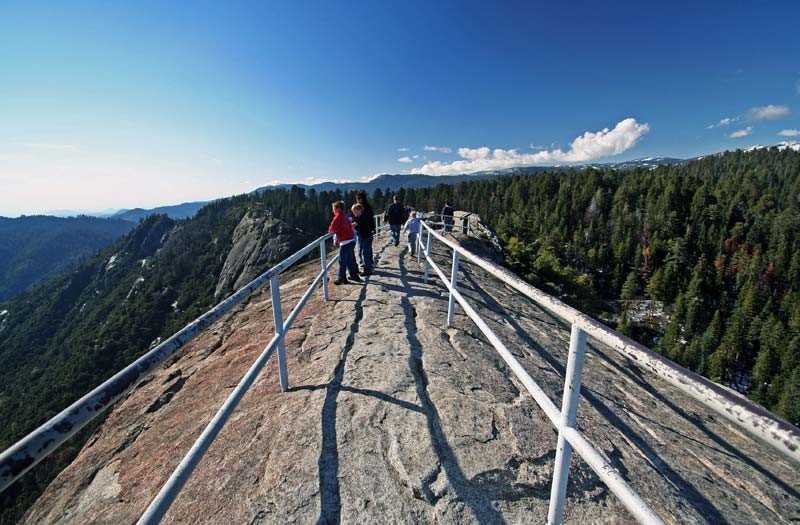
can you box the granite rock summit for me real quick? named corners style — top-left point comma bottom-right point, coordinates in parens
top-left (22, 228), bottom-right (800, 524)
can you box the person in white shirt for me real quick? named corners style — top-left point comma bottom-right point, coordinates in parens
top-left (403, 211), bottom-right (422, 256)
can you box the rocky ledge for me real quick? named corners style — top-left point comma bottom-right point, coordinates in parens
top-left (22, 229), bottom-right (800, 524)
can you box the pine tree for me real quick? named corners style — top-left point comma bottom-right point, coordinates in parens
top-left (776, 366), bottom-right (800, 425)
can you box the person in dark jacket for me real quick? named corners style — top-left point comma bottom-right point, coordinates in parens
top-left (353, 191), bottom-right (376, 275)
top-left (441, 201), bottom-right (454, 232)
top-left (384, 194), bottom-right (405, 246)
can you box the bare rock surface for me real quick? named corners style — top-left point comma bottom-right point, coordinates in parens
top-left (214, 211), bottom-right (312, 299)
top-left (23, 229), bottom-right (800, 524)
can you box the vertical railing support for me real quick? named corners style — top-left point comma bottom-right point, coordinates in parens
top-left (423, 226), bottom-right (432, 284)
top-left (270, 274), bottom-right (289, 392)
top-left (447, 250), bottom-right (460, 326)
top-left (547, 323), bottom-right (588, 524)
top-left (320, 239), bottom-right (329, 302)
top-left (417, 228), bottom-right (422, 263)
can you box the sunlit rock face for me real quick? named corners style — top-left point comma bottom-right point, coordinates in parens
top-left (214, 211), bottom-right (311, 299)
top-left (23, 227), bottom-right (800, 524)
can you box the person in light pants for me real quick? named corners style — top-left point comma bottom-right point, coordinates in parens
top-left (403, 211), bottom-right (422, 256)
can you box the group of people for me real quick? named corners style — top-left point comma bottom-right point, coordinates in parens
top-left (327, 193), bottom-right (452, 285)
top-left (327, 191), bottom-right (376, 285)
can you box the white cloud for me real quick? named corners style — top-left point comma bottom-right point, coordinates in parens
top-left (746, 105), bottom-right (791, 121)
top-left (728, 126), bottom-right (753, 138)
top-left (707, 105), bottom-right (791, 129)
top-left (397, 156), bottom-right (413, 163)
top-left (778, 129), bottom-right (800, 137)
top-left (707, 117), bottom-right (739, 129)
top-left (411, 118), bottom-right (650, 175)
top-left (424, 145), bottom-right (453, 153)
top-left (397, 147), bottom-right (409, 152)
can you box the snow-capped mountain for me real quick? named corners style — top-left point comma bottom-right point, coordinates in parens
top-left (743, 140), bottom-right (800, 153)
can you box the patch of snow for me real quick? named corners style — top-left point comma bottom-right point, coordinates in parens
top-left (0, 309), bottom-right (7, 316)
top-left (742, 141), bottom-right (799, 153)
top-left (776, 140), bottom-right (800, 152)
top-left (125, 276), bottom-right (146, 300)
top-left (171, 300), bottom-right (178, 310)
top-left (106, 254), bottom-right (119, 271)
top-left (140, 258), bottom-right (148, 268)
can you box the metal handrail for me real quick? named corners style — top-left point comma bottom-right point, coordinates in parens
top-left (0, 213), bottom-right (394, 500)
top-left (416, 220), bottom-right (800, 524)
top-left (7, 211), bottom-right (795, 523)
top-left (138, 239), bottom-right (339, 523)
top-left (140, 219), bottom-right (392, 522)
top-left (0, 232), bottom-right (336, 496)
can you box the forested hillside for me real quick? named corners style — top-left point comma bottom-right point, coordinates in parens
top-left (0, 215), bottom-right (134, 301)
top-left (401, 148), bottom-right (800, 425)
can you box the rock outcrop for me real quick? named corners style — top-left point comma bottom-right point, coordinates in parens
top-left (22, 229), bottom-right (800, 524)
top-left (214, 212), bottom-right (312, 299)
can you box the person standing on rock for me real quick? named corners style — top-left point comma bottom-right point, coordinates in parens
top-left (384, 194), bottom-right (405, 247)
top-left (441, 201), bottom-right (454, 232)
top-left (328, 201), bottom-right (361, 285)
top-left (403, 211), bottom-right (421, 256)
top-left (353, 191), bottom-right (376, 275)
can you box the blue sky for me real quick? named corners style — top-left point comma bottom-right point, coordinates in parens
top-left (1, 0), bottom-right (799, 215)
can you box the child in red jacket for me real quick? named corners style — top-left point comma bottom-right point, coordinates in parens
top-left (328, 201), bottom-right (361, 285)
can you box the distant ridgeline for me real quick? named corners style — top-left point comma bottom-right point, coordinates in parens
top-left (1, 146), bottom-right (799, 523)
top-left (0, 215), bottom-right (135, 302)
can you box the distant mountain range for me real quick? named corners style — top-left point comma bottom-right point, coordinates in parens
top-left (743, 140), bottom-right (800, 153)
top-left (106, 155), bottom-right (689, 223)
top-left (1, 144), bottom-right (792, 301)
top-left (110, 201), bottom-right (210, 223)
top-left (34, 142), bottom-right (800, 225)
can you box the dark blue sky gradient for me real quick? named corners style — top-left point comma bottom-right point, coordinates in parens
top-left (1, 0), bottom-right (798, 213)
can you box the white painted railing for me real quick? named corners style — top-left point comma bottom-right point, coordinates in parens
top-left (3, 210), bottom-right (797, 524)
top-left (0, 231), bottom-right (338, 505)
top-left (416, 220), bottom-right (800, 525)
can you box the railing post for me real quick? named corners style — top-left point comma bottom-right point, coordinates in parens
top-left (374, 215), bottom-right (380, 236)
top-left (547, 324), bottom-right (588, 525)
top-left (320, 239), bottom-right (329, 302)
top-left (447, 250), bottom-right (460, 326)
top-left (417, 227), bottom-right (422, 263)
top-left (423, 226), bottom-right (432, 284)
top-left (270, 274), bottom-right (289, 392)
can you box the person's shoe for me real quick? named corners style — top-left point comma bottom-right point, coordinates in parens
top-left (333, 278), bottom-right (347, 285)
top-left (395, 240), bottom-right (399, 246)
top-left (350, 275), bottom-right (362, 282)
